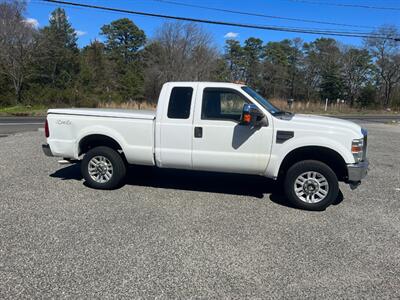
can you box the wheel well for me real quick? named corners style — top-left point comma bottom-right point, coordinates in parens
top-left (278, 146), bottom-right (348, 181)
top-left (79, 134), bottom-right (123, 156)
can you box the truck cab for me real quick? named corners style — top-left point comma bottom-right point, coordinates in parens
top-left (42, 81), bottom-right (369, 210)
top-left (155, 82), bottom-right (274, 175)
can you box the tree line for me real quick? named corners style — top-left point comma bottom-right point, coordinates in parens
top-left (1, 0), bottom-right (400, 109)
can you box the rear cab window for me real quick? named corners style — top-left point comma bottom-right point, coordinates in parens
top-left (167, 87), bottom-right (193, 119)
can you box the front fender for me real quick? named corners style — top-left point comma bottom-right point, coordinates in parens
top-left (265, 136), bottom-right (354, 178)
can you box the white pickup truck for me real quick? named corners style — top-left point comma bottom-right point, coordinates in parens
top-left (42, 82), bottom-right (368, 210)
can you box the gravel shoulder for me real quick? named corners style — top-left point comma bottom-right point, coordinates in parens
top-left (0, 123), bottom-right (399, 298)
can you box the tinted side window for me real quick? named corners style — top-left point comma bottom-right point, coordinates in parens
top-left (202, 88), bottom-right (248, 121)
top-left (167, 87), bottom-right (193, 119)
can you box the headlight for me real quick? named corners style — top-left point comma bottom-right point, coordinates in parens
top-left (352, 138), bottom-right (364, 163)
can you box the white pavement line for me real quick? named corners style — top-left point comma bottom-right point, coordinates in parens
top-left (0, 123), bottom-right (43, 125)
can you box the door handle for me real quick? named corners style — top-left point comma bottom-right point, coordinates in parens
top-left (194, 127), bottom-right (203, 138)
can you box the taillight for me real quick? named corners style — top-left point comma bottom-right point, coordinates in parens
top-left (45, 119), bottom-right (49, 138)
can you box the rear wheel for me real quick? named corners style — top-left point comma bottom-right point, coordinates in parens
top-left (81, 146), bottom-right (126, 189)
top-left (284, 160), bottom-right (339, 211)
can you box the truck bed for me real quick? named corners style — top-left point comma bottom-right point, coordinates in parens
top-left (48, 108), bottom-right (156, 120)
top-left (46, 108), bottom-right (156, 165)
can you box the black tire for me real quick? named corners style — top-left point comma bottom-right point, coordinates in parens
top-left (284, 160), bottom-right (339, 211)
top-left (81, 146), bottom-right (126, 190)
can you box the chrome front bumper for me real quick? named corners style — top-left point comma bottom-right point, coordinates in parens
top-left (42, 144), bottom-right (53, 157)
top-left (347, 160), bottom-right (369, 182)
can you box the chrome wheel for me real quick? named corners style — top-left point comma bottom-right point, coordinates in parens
top-left (88, 156), bottom-right (113, 183)
top-left (294, 171), bottom-right (329, 203)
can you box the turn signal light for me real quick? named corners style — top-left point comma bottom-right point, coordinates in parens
top-left (351, 138), bottom-right (364, 162)
top-left (243, 113), bottom-right (252, 124)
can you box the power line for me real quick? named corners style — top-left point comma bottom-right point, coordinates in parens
top-left (143, 0), bottom-right (375, 29)
top-left (41, 0), bottom-right (399, 40)
top-left (286, 0), bottom-right (400, 11)
top-left (34, 0), bottom-right (376, 35)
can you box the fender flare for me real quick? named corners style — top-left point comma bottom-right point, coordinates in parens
top-left (74, 125), bottom-right (127, 158)
top-left (266, 136), bottom-right (353, 179)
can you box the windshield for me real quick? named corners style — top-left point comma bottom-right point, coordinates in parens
top-left (241, 86), bottom-right (282, 115)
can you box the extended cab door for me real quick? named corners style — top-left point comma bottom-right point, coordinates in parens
top-left (191, 84), bottom-right (273, 175)
top-left (156, 83), bottom-right (196, 169)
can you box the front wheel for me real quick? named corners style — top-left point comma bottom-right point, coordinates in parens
top-left (81, 146), bottom-right (126, 190)
top-left (284, 160), bottom-right (339, 211)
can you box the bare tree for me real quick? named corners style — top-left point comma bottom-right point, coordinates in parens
top-left (143, 22), bottom-right (219, 101)
top-left (0, 0), bottom-right (36, 104)
top-left (365, 26), bottom-right (400, 107)
top-left (341, 46), bottom-right (372, 106)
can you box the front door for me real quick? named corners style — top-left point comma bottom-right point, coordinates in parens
top-left (192, 86), bottom-right (273, 175)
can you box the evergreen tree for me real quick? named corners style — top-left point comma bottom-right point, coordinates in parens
top-left (224, 39), bottom-right (246, 82)
top-left (243, 37), bottom-right (263, 87)
top-left (33, 8), bottom-right (79, 96)
top-left (100, 18), bottom-right (146, 102)
top-left (304, 38), bottom-right (344, 101)
top-left (263, 40), bottom-right (291, 97)
top-left (80, 41), bottom-right (106, 86)
top-left (101, 18), bottom-right (146, 64)
top-left (320, 68), bottom-right (343, 101)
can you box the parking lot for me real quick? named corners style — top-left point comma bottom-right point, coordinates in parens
top-left (1, 121), bottom-right (399, 298)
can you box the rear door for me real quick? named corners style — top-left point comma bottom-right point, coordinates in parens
top-left (157, 83), bottom-right (196, 169)
top-left (191, 84), bottom-right (273, 175)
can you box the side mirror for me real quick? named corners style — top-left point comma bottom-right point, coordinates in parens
top-left (240, 104), bottom-right (267, 126)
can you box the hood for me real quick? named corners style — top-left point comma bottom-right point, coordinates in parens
top-left (276, 113), bottom-right (363, 138)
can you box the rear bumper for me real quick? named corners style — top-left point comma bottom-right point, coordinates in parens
top-left (42, 144), bottom-right (53, 157)
top-left (347, 160), bottom-right (369, 182)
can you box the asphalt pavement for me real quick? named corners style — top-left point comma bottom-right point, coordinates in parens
top-left (0, 117), bottom-right (45, 135)
top-left (339, 114), bottom-right (400, 123)
top-left (0, 121), bottom-right (399, 298)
